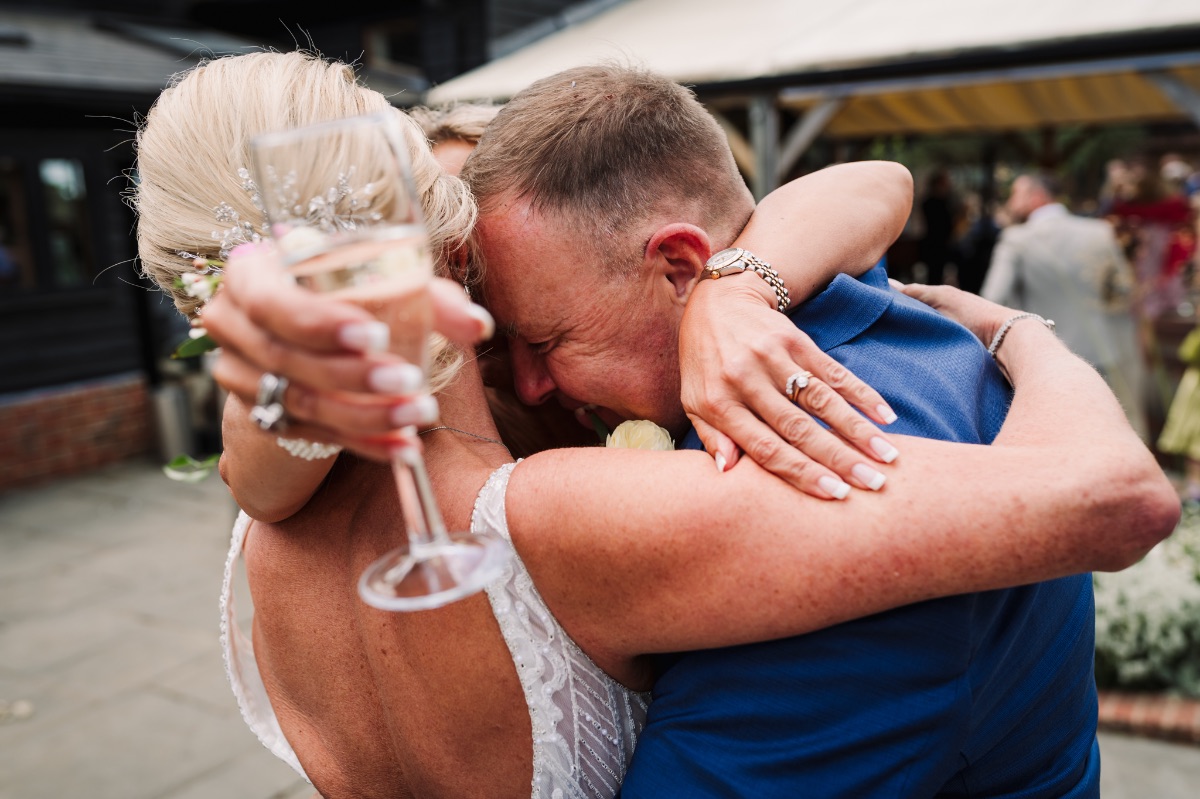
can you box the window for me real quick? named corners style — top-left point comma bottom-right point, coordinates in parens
top-left (0, 155), bottom-right (99, 295)
top-left (0, 157), bottom-right (34, 290)
top-left (38, 158), bottom-right (93, 288)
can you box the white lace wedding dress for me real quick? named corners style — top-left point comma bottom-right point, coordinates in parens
top-left (220, 461), bottom-right (648, 798)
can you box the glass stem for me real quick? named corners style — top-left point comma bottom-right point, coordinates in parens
top-left (389, 428), bottom-right (451, 553)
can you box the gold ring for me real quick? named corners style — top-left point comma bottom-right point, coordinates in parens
top-left (785, 370), bottom-right (812, 403)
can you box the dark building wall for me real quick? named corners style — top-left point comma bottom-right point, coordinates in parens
top-left (0, 1), bottom-right (557, 488)
top-left (182, 1), bottom-right (490, 88)
top-left (0, 108), bottom-right (151, 395)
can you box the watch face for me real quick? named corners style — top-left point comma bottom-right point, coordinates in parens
top-left (706, 247), bottom-right (744, 270)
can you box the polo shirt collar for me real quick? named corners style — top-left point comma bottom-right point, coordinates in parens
top-left (788, 261), bottom-right (893, 352)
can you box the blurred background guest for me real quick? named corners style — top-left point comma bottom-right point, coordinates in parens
top-left (954, 193), bottom-right (1000, 295)
top-left (917, 168), bottom-right (960, 285)
top-left (1157, 320), bottom-right (1200, 504)
top-left (983, 172), bottom-right (1148, 440)
top-left (1107, 157), bottom-right (1195, 320)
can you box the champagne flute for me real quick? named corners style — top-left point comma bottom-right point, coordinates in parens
top-left (250, 111), bottom-right (510, 611)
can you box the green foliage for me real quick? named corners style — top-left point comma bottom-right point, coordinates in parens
top-left (171, 333), bottom-right (218, 359)
top-left (1094, 503), bottom-right (1200, 697)
top-left (162, 453), bottom-right (220, 483)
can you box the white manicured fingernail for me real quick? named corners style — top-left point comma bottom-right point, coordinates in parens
top-left (369, 363), bottom-right (424, 394)
top-left (819, 476), bottom-right (851, 500)
top-left (871, 436), bottom-right (899, 463)
top-left (715, 452), bottom-right (727, 473)
top-left (877, 404), bottom-right (898, 424)
top-left (852, 463), bottom-right (887, 491)
top-left (339, 321), bottom-right (389, 353)
top-left (391, 394), bottom-right (439, 426)
top-left (888, 278), bottom-right (904, 289)
top-left (466, 304), bottom-right (495, 339)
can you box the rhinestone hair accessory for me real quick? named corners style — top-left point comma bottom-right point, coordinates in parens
top-left (265, 164), bottom-right (381, 233)
top-left (175, 166), bottom-right (267, 272)
top-left (174, 163), bottom-right (382, 272)
top-left (212, 167), bottom-right (268, 259)
top-left (259, 164), bottom-right (384, 235)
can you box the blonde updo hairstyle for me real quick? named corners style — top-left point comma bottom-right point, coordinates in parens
top-left (133, 51), bottom-right (476, 391)
top-left (409, 102), bottom-right (501, 147)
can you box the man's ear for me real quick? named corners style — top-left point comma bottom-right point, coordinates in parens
top-left (643, 223), bottom-right (712, 303)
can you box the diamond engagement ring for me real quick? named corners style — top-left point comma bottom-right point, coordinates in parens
top-left (249, 372), bottom-right (290, 432)
top-left (785, 370), bottom-right (813, 403)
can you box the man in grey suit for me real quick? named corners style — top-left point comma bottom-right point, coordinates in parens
top-left (982, 172), bottom-right (1147, 438)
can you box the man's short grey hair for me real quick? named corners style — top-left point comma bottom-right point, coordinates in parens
top-left (1022, 171), bottom-right (1062, 200)
top-left (460, 62), bottom-right (753, 279)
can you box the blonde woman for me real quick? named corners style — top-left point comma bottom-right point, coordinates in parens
top-left (134, 52), bottom-right (1176, 799)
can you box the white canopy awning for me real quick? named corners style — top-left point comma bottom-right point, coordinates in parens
top-left (428, 0), bottom-right (1200, 103)
top-left (427, 0), bottom-right (1200, 197)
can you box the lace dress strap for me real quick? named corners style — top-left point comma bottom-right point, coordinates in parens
top-left (475, 462), bottom-right (649, 799)
top-left (220, 511), bottom-right (310, 782)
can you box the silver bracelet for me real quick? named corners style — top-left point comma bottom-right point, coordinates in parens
top-left (276, 436), bottom-right (343, 460)
top-left (987, 313), bottom-right (1056, 357)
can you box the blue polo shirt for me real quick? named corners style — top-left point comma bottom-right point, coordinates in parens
top-left (620, 265), bottom-right (1098, 798)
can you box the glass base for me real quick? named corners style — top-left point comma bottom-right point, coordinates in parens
top-left (358, 529), bottom-right (511, 612)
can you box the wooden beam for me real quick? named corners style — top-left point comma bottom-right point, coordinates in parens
top-left (749, 94), bottom-right (780, 199)
top-left (709, 108), bottom-right (757, 183)
top-left (776, 97), bottom-right (844, 182)
top-left (1146, 71), bottom-right (1200, 127)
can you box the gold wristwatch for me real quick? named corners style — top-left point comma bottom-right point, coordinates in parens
top-left (702, 247), bottom-right (790, 313)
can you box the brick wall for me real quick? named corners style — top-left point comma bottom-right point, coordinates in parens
top-left (1099, 691), bottom-right (1200, 745)
top-left (0, 373), bottom-right (155, 491)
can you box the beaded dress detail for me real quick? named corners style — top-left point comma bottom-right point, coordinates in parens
top-left (221, 511), bottom-right (309, 781)
top-left (475, 462), bottom-right (648, 799)
top-left (220, 461), bottom-right (647, 797)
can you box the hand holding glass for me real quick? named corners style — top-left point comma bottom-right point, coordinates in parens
top-left (250, 112), bottom-right (510, 611)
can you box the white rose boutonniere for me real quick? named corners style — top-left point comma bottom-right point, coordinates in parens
top-left (605, 419), bottom-right (674, 451)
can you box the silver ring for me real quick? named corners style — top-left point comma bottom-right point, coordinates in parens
top-left (248, 372), bottom-right (290, 432)
top-left (785, 370), bottom-right (813, 403)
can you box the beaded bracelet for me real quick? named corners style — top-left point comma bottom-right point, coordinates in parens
top-left (276, 436), bottom-right (343, 460)
top-left (987, 313), bottom-right (1056, 357)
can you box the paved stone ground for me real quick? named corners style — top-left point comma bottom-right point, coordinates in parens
top-left (1, 458), bottom-right (1199, 798)
top-left (0, 460), bottom-right (308, 799)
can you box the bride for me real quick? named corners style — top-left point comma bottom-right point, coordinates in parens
top-left (133, 51), bottom-right (1177, 799)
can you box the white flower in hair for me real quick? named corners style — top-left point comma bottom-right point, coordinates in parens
top-left (181, 271), bottom-right (216, 302)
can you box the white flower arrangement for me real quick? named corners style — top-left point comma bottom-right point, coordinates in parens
top-left (170, 257), bottom-right (225, 358)
top-left (179, 271), bottom-right (219, 303)
top-left (605, 419), bottom-right (675, 451)
top-left (1093, 504), bottom-right (1200, 697)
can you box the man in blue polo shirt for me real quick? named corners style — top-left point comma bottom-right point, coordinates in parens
top-left (619, 262), bottom-right (1096, 797)
top-left (465, 63), bottom-right (1098, 797)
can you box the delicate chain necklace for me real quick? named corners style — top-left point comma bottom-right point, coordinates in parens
top-left (418, 426), bottom-right (503, 446)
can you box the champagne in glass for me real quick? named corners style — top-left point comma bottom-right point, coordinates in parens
top-left (250, 111), bottom-right (510, 611)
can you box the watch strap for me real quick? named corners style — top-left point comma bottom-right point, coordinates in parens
top-left (704, 248), bottom-right (790, 313)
